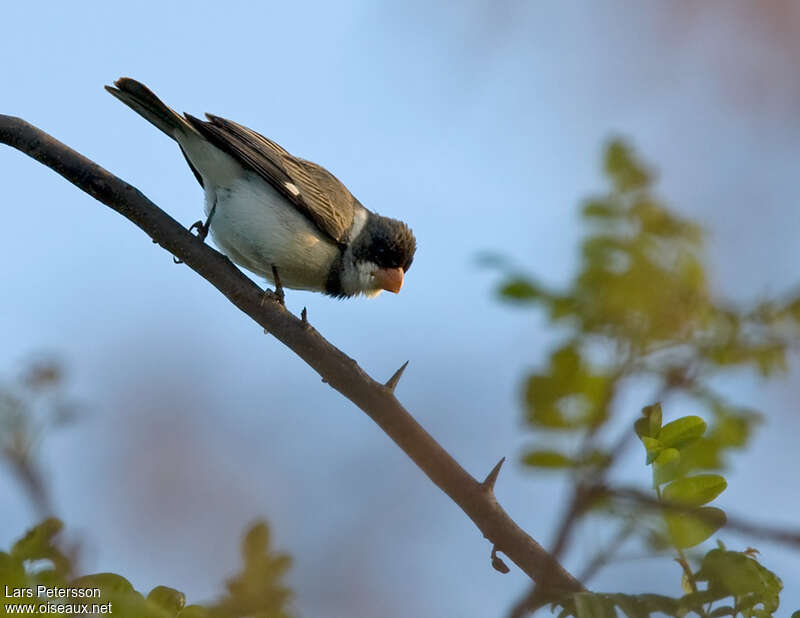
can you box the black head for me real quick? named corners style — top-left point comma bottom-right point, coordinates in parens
top-left (353, 214), bottom-right (416, 272)
top-left (326, 213), bottom-right (416, 298)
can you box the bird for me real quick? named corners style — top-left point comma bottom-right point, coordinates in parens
top-left (105, 78), bottom-right (416, 300)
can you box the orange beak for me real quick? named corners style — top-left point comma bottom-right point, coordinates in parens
top-left (373, 267), bottom-right (404, 293)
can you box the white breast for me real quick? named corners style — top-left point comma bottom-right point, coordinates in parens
top-left (205, 171), bottom-right (341, 291)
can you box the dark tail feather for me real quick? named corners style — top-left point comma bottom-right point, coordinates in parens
top-left (105, 78), bottom-right (192, 138)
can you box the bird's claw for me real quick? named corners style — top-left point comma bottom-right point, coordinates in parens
top-left (188, 219), bottom-right (209, 241)
top-left (259, 274), bottom-right (285, 334)
top-left (173, 218), bottom-right (210, 265)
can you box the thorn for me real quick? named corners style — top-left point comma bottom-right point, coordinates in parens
top-left (173, 255), bottom-right (183, 264)
top-left (491, 545), bottom-right (510, 574)
top-left (482, 457), bottom-right (506, 492)
top-left (384, 361), bottom-right (409, 392)
top-left (301, 307), bottom-right (308, 326)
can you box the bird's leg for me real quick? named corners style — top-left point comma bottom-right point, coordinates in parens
top-left (258, 264), bottom-right (285, 309)
top-left (271, 265), bottom-right (285, 305)
top-left (189, 197), bottom-right (218, 242)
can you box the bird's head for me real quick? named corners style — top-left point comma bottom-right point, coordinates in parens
top-left (340, 214), bottom-right (416, 298)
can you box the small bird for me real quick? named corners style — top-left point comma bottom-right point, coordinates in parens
top-left (105, 78), bottom-right (416, 300)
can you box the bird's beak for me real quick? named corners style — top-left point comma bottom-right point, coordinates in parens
top-left (373, 267), bottom-right (404, 293)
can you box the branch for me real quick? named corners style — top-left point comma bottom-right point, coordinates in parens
top-left (608, 486), bottom-right (800, 548)
top-left (0, 115), bottom-right (584, 595)
top-left (4, 447), bottom-right (53, 519)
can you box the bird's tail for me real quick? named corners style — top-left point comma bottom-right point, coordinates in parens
top-left (105, 78), bottom-right (194, 139)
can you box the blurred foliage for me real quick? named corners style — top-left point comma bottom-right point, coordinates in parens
top-left (0, 358), bottom-right (79, 517)
top-left (0, 358), bottom-right (79, 457)
top-left (490, 138), bottom-right (800, 481)
top-left (0, 518), bottom-right (294, 618)
top-left (0, 360), bottom-right (294, 618)
top-left (491, 141), bottom-right (800, 616)
top-left (494, 140), bottom-right (800, 462)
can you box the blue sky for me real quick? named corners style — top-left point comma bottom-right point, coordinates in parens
top-left (2, 2), bottom-right (800, 616)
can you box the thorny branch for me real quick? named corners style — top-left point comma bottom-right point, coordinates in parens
top-left (0, 115), bottom-right (585, 596)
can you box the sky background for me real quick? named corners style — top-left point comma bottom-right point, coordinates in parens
top-left (2, 1), bottom-right (800, 616)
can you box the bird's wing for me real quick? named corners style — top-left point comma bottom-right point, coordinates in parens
top-left (184, 113), bottom-right (355, 244)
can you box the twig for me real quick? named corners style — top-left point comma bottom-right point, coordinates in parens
top-left (4, 449), bottom-right (53, 519)
top-left (576, 521), bottom-right (636, 584)
top-left (608, 486), bottom-right (800, 548)
top-left (0, 115), bottom-right (584, 594)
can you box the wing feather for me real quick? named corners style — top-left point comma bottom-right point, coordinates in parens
top-left (184, 113), bottom-right (355, 243)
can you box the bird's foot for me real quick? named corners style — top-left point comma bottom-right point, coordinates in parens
top-left (259, 288), bottom-right (284, 308)
top-left (188, 219), bottom-right (210, 241)
top-left (173, 216), bottom-right (211, 264)
top-left (258, 266), bottom-right (285, 334)
top-left (188, 198), bottom-right (217, 244)
top-left (258, 268), bottom-right (284, 307)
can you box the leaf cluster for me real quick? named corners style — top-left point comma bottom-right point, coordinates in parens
top-left (0, 518), bottom-right (294, 618)
top-left (493, 140), bottom-right (798, 464)
top-left (554, 405), bottom-right (785, 618)
top-left (555, 543), bottom-right (784, 618)
top-left (487, 140), bottom-right (800, 615)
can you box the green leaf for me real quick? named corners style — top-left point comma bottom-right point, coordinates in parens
top-left (499, 278), bottom-right (542, 301)
top-left (633, 594), bottom-right (681, 615)
top-left (665, 506), bottom-right (726, 549)
top-left (573, 592), bottom-right (617, 618)
top-left (635, 404), bottom-right (662, 443)
top-left (640, 436), bottom-right (662, 464)
top-left (11, 518), bottom-right (63, 560)
top-left (695, 548), bottom-right (782, 612)
top-left (522, 449), bottom-right (574, 468)
top-left (72, 572), bottom-right (135, 594)
top-left (607, 594), bottom-right (648, 618)
top-left (663, 474), bottom-right (727, 507)
top-left (679, 589), bottom-right (725, 612)
top-left (212, 520), bottom-right (293, 618)
top-left (0, 551), bottom-right (25, 584)
top-left (634, 417), bottom-right (650, 439)
top-left (657, 416), bottom-right (706, 449)
top-left (558, 593), bottom-right (680, 618)
top-left (10, 518), bottom-right (70, 576)
top-left (604, 140), bottom-right (651, 192)
top-left (652, 448), bottom-right (681, 486)
top-left (177, 607), bottom-right (211, 618)
top-left (524, 344), bottom-right (613, 429)
top-left (582, 199), bottom-right (624, 219)
top-left (642, 403), bottom-right (662, 436)
top-left (148, 586), bottom-right (186, 614)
